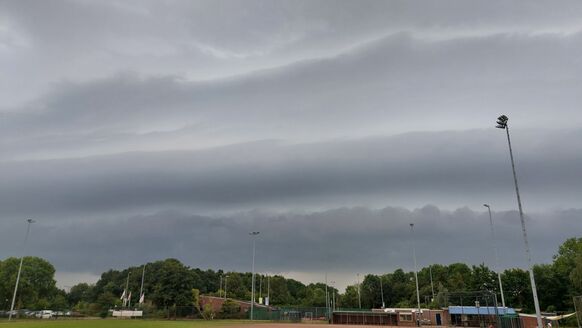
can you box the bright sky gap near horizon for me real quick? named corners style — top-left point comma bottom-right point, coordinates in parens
top-left (1, 0), bottom-right (581, 291)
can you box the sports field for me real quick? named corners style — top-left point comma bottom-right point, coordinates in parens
top-left (0, 319), bottom-right (384, 328)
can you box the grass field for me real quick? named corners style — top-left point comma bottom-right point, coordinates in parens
top-left (0, 319), bottom-right (254, 328)
top-left (0, 320), bottom-right (339, 328)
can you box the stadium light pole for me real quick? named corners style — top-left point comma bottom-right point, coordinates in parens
top-left (410, 223), bottom-right (421, 325)
top-left (224, 275), bottom-right (228, 299)
top-left (331, 280), bottom-right (336, 311)
top-left (429, 265), bottom-right (435, 302)
top-left (249, 231), bottom-right (260, 320)
top-left (483, 204), bottom-right (506, 308)
top-left (9, 219), bottom-right (35, 321)
top-left (357, 273), bottom-right (362, 309)
top-left (495, 114), bottom-right (542, 328)
top-left (380, 275), bottom-right (385, 308)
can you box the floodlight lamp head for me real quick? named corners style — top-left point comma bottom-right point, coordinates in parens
top-left (496, 115), bottom-right (508, 129)
top-left (26, 218), bottom-right (35, 223)
top-left (483, 204), bottom-right (489, 208)
top-left (249, 231), bottom-right (260, 236)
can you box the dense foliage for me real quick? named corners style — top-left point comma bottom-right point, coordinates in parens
top-left (0, 237), bottom-right (581, 316)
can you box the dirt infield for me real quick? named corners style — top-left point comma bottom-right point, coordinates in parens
top-left (229, 324), bottom-right (397, 328)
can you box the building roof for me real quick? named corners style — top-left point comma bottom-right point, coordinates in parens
top-left (449, 306), bottom-right (516, 315)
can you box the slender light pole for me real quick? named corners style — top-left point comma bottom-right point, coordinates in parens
top-left (249, 231), bottom-right (260, 320)
top-left (496, 115), bottom-right (542, 328)
top-left (429, 265), bottom-right (435, 302)
top-left (259, 274), bottom-right (263, 304)
top-left (9, 219), bottom-right (35, 321)
top-left (224, 275), bottom-right (228, 299)
top-left (325, 272), bottom-right (330, 320)
top-left (219, 275), bottom-right (223, 298)
top-left (484, 204), bottom-right (506, 308)
top-left (357, 273), bottom-right (362, 309)
top-left (410, 223), bottom-right (421, 325)
top-left (139, 264), bottom-right (146, 305)
top-left (331, 281), bottom-right (336, 311)
top-left (380, 275), bottom-right (385, 308)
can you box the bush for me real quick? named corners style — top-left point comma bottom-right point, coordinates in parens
top-left (219, 299), bottom-right (242, 319)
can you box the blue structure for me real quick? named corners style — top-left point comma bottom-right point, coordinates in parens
top-left (449, 306), bottom-right (516, 316)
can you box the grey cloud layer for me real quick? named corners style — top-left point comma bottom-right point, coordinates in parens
top-left (1, 1), bottom-right (582, 287)
top-left (1, 206), bottom-right (580, 280)
top-left (0, 129), bottom-right (580, 220)
top-left (3, 31), bottom-right (582, 160)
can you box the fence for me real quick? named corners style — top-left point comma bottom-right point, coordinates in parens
top-left (574, 296), bottom-right (582, 328)
top-left (444, 291), bottom-right (501, 328)
top-left (332, 311), bottom-right (398, 325)
top-left (239, 306), bottom-right (333, 321)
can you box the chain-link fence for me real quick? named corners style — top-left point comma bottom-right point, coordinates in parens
top-left (443, 291), bottom-right (502, 328)
top-left (574, 296), bottom-right (582, 328)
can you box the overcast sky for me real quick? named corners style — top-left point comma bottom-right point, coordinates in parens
top-left (1, 0), bottom-right (581, 291)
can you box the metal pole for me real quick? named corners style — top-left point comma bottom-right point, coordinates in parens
top-left (357, 273), bottom-right (362, 309)
top-left (380, 276), bottom-right (385, 308)
top-left (259, 275), bottom-right (262, 304)
top-left (429, 265), bottom-right (435, 302)
top-left (220, 275), bottom-right (223, 298)
top-left (410, 223), bottom-right (421, 325)
top-left (250, 231), bottom-right (259, 320)
top-left (9, 219), bottom-right (34, 321)
top-left (325, 272), bottom-right (330, 320)
top-left (573, 296), bottom-right (581, 328)
top-left (224, 275), bottom-right (228, 299)
top-left (502, 124), bottom-right (543, 328)
top-left (484, 204), bottom-right (506, 308)
top-left (125, 271), bottom-right (131, 307)
top-left (267, 275), bottom-right (269, 304)
top-left (331, 281), bottom-right (336, 311)
top-left (139, 264), bottom-right (146, 304)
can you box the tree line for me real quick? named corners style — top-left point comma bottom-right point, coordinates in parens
top-left (1, 237), bottom-right (581, 317)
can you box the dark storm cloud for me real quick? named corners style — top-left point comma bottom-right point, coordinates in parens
top-left (0, 129), bottom-right (580, 220)
top-left (1, 206), bottom-right (580, 284)
top-left (2, 1), bottom-right (582, 287)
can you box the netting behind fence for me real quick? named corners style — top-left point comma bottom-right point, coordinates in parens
top-left (574, 296), bottom-right (582, 328)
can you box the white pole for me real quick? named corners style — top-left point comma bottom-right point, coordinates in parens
top-left (224, 275), bottom-right (228, 299)
top-left (410, 223), bottom-right (421, 325)
top-left (357, 273), bottom-right (362, 309)
top-left (9, 219), bottom-right (34, 321)
top-left (501, 121), bottom-right (543, 328)
top-left (380, 276), bottom-right (385, 308)
top-left (484, 204), bottom-right (506, 308)
top-left (250, 231), bottom-right (260, 320)
top-left (429, 265), bottom-right (435, 302)
top-left (325, 272), bottom-right (330, 320)
top-left (139, 264), bottom-right (146, 304)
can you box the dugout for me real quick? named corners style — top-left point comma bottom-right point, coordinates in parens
top-left (333, 311), bottom-right (398, 325)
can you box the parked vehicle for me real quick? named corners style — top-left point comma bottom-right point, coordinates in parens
top-left (36, 310), bottom-right (53, 319)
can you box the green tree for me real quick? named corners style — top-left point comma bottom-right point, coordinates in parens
top-left (0, 257), bottom-right (58, 310)
top-left (502, 268), bottom-right (533, 312)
